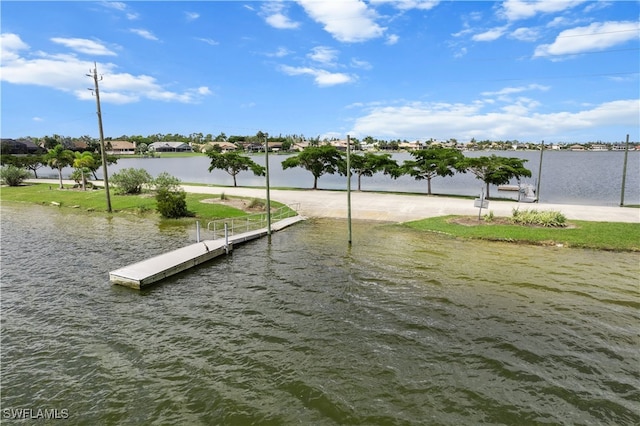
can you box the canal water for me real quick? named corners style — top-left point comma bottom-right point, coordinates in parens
top-left (1, 203), bottom-right (638, 424)
top-left (44, 150), bottom-right (640, 206)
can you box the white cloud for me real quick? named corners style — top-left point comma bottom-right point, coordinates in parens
top-left (386, 34), bottom-right (400, 45)
top-left (196, 38), bottom-right (219, 46)
top-left (297, 0), bottom-right (385, 42)
top-left (370, 0), bottom-right (440, 11)
top-left (100, 1), bottom-right (127, 11)
top-left (534, 21), bottom-right (640, 57)
top-left (130, 29), bottom-right (158, 41)
top-left (100, 1), bottom-right (138, 20)
top-left (51, 37), bottom-right (117, 56)
top-left (185, 12), bottom-right (200, 21)
top-left (351, 58), bottom-right (372, 70)
top-left (280, 65), bottom-right (355, 86)
top-left (499, 0), bottom-right (588, 21)
top-left (481, 84), bottom-right (549, 97)
top-left (472, 26), bottom-right (509, 42)
top-left (510, 27), bottom-right (540, 42)
top-left (262, 2), bottom-right (300, 29)
top-left (266, 47), bottom-right (291, 58)
top-left (308, 46), bottom-right (338, 66)
top-left (0, 33), bottom-right (210, 105)
top-left (0, 33), bottom-right (29, 61)
top-left (266, 13), bottom-right (300, 29)
top-left (349, 98), bottom-right (639, 141)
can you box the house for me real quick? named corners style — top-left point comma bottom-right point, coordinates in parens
top-left (148, 141), bottom-right (192, 152)
top-left (0, 138), bottom-right (44, 154)
top-left (68, 140), bottom-right (88, 151)
top-left (108, 140), bottom-right (136, 155)
top-left (398, 141), bottom-right (421, 151)
top-left (201, 142), bottom-right (238, 153)
top-left (292, 142), bottom-right (310, 151)
top-left (590, 144), bottom-right (608, 152)
top-left (569, 144), bottom-right (585, 151)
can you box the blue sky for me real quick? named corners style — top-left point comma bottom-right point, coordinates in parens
top-left (1, 0), bottom-right (639, 143)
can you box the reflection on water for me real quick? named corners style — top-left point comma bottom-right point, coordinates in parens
top-left (1, 204), bottom-right (639, 424)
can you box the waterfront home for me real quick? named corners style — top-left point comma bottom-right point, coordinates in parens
top-left (201, 142), bottom-right (238, 153)
top-left (148, 141), bottom-right (193, 152)
top-left (108, 140), bottom-right (136, 155)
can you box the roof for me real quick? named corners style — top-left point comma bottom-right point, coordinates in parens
top-left (148, 141), bottom-right (192, 149)
top-left (110, 141), bottom-right (135, 150)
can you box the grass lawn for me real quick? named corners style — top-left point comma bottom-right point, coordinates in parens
top-left (0, 183), bottom-right (291, 222)
top-left (402, 215), bottom-right (640, 252)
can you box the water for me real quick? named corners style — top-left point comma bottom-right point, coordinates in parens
top-left (44, 150), bottom-right (640, 206)
top-left (2, 203), bottom-right (639, 424)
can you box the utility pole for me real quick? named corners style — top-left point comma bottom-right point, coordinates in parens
top-left (620, 134), bottom-right (630, 206)
top-left (346, 134), bottom-right (352, 245)
top-left (264, 134), bottom-right (271, 235)
top-left (536, 140), bottom-right (544, 203)
top-left (87, 62), bottom-right (112, 213)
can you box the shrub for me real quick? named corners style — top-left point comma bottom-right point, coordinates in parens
top-left (483, 210), bottom-right (494, 222)
top-left (110, 168), bottom-right (152, 194)
top-left (0, 165), bottom-right (31, 186)
top-left (511, 208), bottom-right (566, 227)
top-left (153, 172), bottom-right (192, 218)
top-left (156, 189), bottom-right (190, 218)
top-left (248, 198), bottom-right (265, 210)
top-left (153, 172), bottom-right (182, 191)
top-left (70, 168), bottom-right (92, 188)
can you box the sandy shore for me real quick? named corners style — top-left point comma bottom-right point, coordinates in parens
top-left (24, 180), bottom-right (640, 223)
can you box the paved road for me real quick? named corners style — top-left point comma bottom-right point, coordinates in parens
top-left (25, 180), bottom-right (640, 223)
top-left (181, 185), bottom-right (640, 223)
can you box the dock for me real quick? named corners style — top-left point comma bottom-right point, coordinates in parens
top-left (109, 215), bottom-right (305, 289)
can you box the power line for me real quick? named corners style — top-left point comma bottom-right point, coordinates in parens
top-left (556, 28), bottom-right (640, 38)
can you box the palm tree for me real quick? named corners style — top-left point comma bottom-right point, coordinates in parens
top-left (73, 151), bottom-right (96, 190)
top-left (44, 144), bottom-right (74, 189)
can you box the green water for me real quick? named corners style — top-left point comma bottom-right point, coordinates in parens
top-left (1, 204), bottom-right (638, 424)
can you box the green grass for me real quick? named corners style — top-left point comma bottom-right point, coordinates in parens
top-left (402, 215), bottom-right (640, 252)
top-left (0, 183), bottom-right (290, 221)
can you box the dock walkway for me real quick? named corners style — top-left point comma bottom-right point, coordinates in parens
top-left (110, 215), bottom-right (305, 289)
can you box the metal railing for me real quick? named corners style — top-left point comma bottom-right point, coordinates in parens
top-left (206, 203), bottom-right (299, 240)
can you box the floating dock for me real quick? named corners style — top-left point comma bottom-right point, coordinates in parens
top-left (109, 215), bottom-right (305, 289)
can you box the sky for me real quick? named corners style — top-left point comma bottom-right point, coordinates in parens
top-left (1, 0), bottom-right (639, 143)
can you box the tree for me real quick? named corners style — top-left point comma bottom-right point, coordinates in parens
top-left (460, 155), bottom-right (532, 198)
top-left (110, 168), bottom-right (152, 194)
top-left (73, 151), bottom-right (96, 190)
top-left (281, 145), bottom-right (344, 189)
top-left (88, 152), bottom-right (117, 180)
top-left (44, 144), bottom-right (75, 189)
top-left (135, 142), bottom-right (148, 156)
top-left (207, 151), bottom-right (265, 187)
top-left (153, 172), bottom-right (191, 218)
top-left (21, 155), bottom-right (45, 178)
top-left (347, 152), bottom-right (400, 191)
top-left (402, 147), bottom-right (465, 195)
top-left (1, 154), bottom-right (45, 178)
